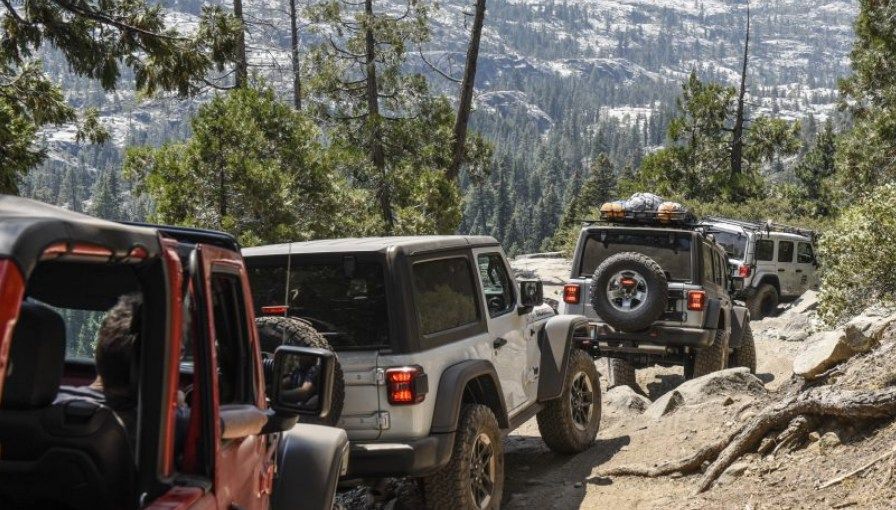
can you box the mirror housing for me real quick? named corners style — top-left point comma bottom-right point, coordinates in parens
top-left (517, 279), bottom-right (544, 314)
top-left (269, 345), bottom-right (336, 421)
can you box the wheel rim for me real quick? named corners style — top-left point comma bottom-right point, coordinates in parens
top-left (469, 432), bottom-right (496, 509)
top-left (570, 371), bottom-right (595, 431)
top-left (606, 270), bottom-right (648, 312)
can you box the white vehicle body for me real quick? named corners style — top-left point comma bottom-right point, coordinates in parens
top-left (705, 219), bottom-right (819, 300)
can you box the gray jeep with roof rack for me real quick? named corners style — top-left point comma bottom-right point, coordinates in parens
top-left (558, 210), bottom-right (755, 389)
top-left (243, 236), bottom-right (600, 510)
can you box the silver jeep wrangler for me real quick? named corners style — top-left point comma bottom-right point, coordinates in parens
top-left (703, 217), bottom-right (819, 320)
top-left (244, 236), bottom-right (600, 509)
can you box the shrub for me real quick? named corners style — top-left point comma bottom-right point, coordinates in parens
top-left (817, 183), bottom-right (896, 324)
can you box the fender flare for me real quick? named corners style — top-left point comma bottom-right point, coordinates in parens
top-left (271, 424), bottom-right (349, 510)
top-left (702, 298), bottom-right (723, 330)
top-left (430, 360), bottom-right (509, 433)
top-left (537, 315), bottom-right (589, 402)
top-left (728, 306), bottom-right (750, 349)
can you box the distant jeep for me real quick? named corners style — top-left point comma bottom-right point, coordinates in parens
top-left (559, 213), bottom-right (755, 389)
top-left (702, 217), bottom-right (819, 320)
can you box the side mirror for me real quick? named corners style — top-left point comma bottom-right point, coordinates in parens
top-left (518, 279), bottom-right (544, 314)
top-left (269, 345), bottom-right (336, 420)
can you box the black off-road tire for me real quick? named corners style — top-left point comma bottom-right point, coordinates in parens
top-left (728, 323), bottom-right (757, 373)
top-left (747, 284), bottom-right (779, 320)
top-left (689, 327), bottom-right (729, 379)
top-left (607, 357), bottom-right (637, 390)
top-left (536, 349), bottom-right (602, 454)
top-left (256, 315), bottom-right (344, 426)
top-left (423, 404), bottom-right (504, 510)
top-left (590, 252), bottom-right (668, 332)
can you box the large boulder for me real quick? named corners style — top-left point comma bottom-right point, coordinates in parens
top-left (604, 385), bottom-right (652, 415)
top-left (793, 310), bottom-right (896, 379)
top-left (751, 290), bottom-right (820, 342)
top-left (646, 368), bottom-right (766, 419)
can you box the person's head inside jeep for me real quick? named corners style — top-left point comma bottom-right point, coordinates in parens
top-left (95, 293), bottom-right (142, 406)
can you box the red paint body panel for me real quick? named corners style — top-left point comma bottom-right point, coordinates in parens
top-left (0, 259), bottom-right (24, 402)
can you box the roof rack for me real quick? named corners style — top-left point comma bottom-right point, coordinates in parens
top-left (577, 210), bottom-right (700, 228)
top-left (703, 216), bottom-right (816, 240)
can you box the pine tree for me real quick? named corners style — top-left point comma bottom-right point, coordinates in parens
top-left (89, 167), bottom-right (121, 220)
top-left (794, 120), bottom-right (836, 216)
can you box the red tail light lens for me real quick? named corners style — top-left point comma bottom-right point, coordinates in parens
top-left (687, 291), bottom-right (707, 311)
top-left (563, 284), bottom-right (581, 304)
top-left (738, 264), bottom-right (751, 278)
top-left (386, 366), bottom-right (427, 405)
top-left (260, 305), bottom-right (288, 316)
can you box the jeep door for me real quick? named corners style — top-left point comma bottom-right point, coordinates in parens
top-left (471, 248), bottom-right (535, 413)
top-left (192, 245), bottom-right (271, 510)
top-left (776, 239), bottom-right (799, 297)
top-left (795, 241), bottom-right (818, 292)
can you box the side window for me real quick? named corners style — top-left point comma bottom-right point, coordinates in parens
top-left (797, 242), bottom-right (815, 264)
top-left (413, 257), bottom-right (480, 336)
top-left (210, 273), bottom-right (254, 405)
top-left (755, 240), bottom-right (774, 261)
top-left (477, 253), bottom-right (515, 318)
top-left (702, 244), bottom-right (714, 285)
top-left (778, 241), bottom-right (794, 263)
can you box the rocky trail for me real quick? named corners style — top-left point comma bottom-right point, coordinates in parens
top-left (341, 256), bottom-right (896, 509)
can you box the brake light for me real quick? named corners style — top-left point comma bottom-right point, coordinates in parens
top-left (738, 264), bottom-right (751, 278)
top-left (687, 291), bottom-right (707, 311)
top-left (260, 305), bottom-right (288, 316)
top-left (386, 366), bottom-right (427, 405)
top-left (563, 284), bottom-right (581, 304)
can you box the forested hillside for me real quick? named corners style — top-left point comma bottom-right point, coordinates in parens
top-left (12, 0), bottom-right (856, 252)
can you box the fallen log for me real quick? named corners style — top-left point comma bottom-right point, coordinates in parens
top-left (599, 386), bottom-right (896, 494)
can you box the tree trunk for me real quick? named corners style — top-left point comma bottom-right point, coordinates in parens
top-left (447, 0), bottom-right (487, 182)
top-left (364, 0), bottom-right (392, 231)
top-left (233, 0), bottom-right (248, 88)
top-left (729, 4), bottom-right (750, 191)
top-left (289, 0), bottom-right (301, 109)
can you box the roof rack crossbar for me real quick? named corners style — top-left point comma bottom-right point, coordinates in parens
top-left (703, 216), bottom-right (816, 239)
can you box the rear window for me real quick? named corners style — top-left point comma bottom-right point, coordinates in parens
top-left (579, 230), bottom-right (693, 282)
top-left (412, 257), bottom-right (480, 336)
top-left (247, 256), bottom-right (390, 349)
top-left (713, 231), bottom-right (747, 260)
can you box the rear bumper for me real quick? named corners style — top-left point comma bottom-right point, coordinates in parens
top-left (345, 432), bottom-right (455, 478)
top-left (580, 322), bottom-right (716, 352)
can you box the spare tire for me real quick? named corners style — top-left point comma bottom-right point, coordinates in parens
top-left (590, 252), bottom-right (668, 332)
top-left (256, 316), bottom-right (344, 426)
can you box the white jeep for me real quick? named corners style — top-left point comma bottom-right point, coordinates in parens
top-left (702, 217), bottom-right (819, 319)
top-left (243, 236), bottom-right (600, 509)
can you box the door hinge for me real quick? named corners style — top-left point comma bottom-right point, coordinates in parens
top-left (375, 368), bottom-right (386, 385)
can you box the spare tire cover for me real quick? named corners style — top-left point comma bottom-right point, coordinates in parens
top-left (590, 252), bottom-right (669, 332)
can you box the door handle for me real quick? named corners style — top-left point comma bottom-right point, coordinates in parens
top-left (777, 268), bottom-right (786, 272)
top-left (795, 269), bottom-right (803, 273)
top-left (493, 338), bottom-right (508, 349)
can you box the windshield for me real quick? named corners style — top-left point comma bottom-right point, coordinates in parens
top-left (247, 255), bottom-right (390, 350)
top-left (713, 231), bottom-right (747, 260)
top-left (579, 230), bottom-right (693, 282)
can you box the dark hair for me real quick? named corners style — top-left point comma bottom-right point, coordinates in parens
top-left (95, 293), bottom-right (142, 397)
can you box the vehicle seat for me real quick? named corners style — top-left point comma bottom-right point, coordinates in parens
top-left (0, 302), bottom-right (136, 510)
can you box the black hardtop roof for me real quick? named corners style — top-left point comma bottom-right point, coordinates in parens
top-left (243, 235), bottom-right (500, 258)
top-left (0, 195), bottom-right (162, 277)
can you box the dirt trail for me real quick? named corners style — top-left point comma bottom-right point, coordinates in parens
top-left (502, 257), bottom-right (894, 510)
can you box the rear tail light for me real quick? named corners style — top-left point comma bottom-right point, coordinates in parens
top-left (385, 366), bottom-right (428, 405)
top-left (738, 264), bottom-right (751, 278)
top-left (260, 305), bottom-right (288, 316)
top-left (563, 284), bottom-right (581, 304)
top-left (687, 290), bottom-right (707, 311)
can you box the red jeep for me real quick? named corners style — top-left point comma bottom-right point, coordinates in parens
top-left (0, 196), bottom-right (348, 510)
